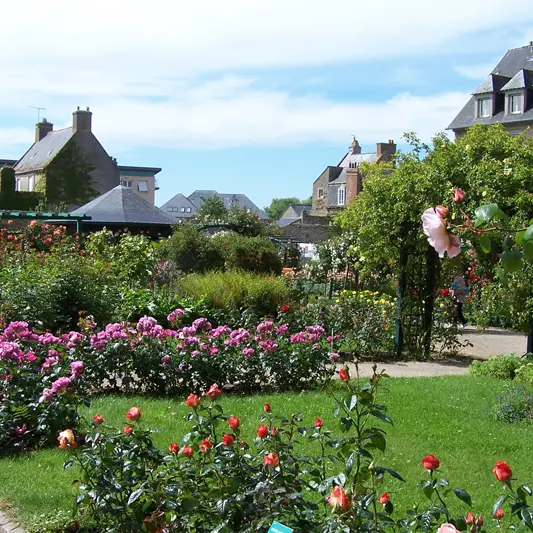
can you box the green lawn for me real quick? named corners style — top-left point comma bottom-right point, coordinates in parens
top-left (1, 375), bottom-right (531, 530)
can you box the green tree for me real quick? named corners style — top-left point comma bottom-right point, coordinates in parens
top-left (36, 141), bottom-right (98, 208)
top-left (195, 195), bottom-right (228, 221)
top-left (264, 197), bottom-right (311, 220)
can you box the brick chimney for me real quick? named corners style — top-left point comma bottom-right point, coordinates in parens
top-left (72, 106), bottom-right (92, 133)
top-left (376, 139), bottom-right (396, 162)
top-left (35, 118), bottom-right (53, 142)
top-left (346, 167), bottom-right (363, 204)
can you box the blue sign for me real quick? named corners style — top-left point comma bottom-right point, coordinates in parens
top-left (267, 522), bottom-right (293, 533)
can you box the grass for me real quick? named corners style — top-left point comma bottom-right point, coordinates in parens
top-left (1, 375), bottom-right (532, 530)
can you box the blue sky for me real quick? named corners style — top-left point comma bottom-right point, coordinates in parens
top-left (1, 1), bottom-right (532, 210)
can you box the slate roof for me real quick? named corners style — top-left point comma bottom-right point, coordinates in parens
top-left (14, 127), bottom-right (74, 173)
top-left (448, 44), bottom-right (533, 132)
top-left (472, 74), bottom-right (511, 95)
top-left (0, 159), bottom-right (17, 167)
top-left (187, 190), bottom-right (269, 220)
top-left (69, 185), bottom-right (175, 225)
top-left (287, 204), bottom-right (312, 217)
top-left (337, 152), bottom-right (378, 168)
top-left (278, 217), bottom-right (300, 228)
top-left (501, 69), bottom-right (533, 91)
top-left (160, 193), bottom-right (197, 218)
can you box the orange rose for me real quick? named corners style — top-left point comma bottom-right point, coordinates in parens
top-left (168, 442), bottom-right (179, 453)
top-left (58, 429), bottom-right (77, 450)
top-left (327, 485), bottom-right (349, 511)
top-left (205, 384), bottom-right (222, 400)
top-left (125, 407), bottom-right (141, 422)
top-left (93, 414), bottom-right (103, 425)
top-left (263, 452), bottom-right (279, 467)
top-left (185, 393), bottom-right (201, 408)
top-left (227, 416), bottom-right (240, 431)
top-left (379, 492), bottom-right (390, 504)
top-left (200, 438), bottom-right (212, 453)
top-left (264, 402), bottom-right (271, 413)
top-left (180, 446), bottom-right (194, 458)
top-left (338, 368), bottom-right (350, 382)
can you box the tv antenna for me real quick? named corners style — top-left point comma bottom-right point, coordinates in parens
top-left (28, 106), bottom-right (46, 122)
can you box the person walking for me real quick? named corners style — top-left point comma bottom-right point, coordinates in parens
top-left (450, 275), bottom-right (469, 328)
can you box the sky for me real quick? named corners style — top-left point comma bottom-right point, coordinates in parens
top-left (1, 1), bottom-right (533, 210)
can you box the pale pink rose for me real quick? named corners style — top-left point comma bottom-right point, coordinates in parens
top-left (421, 208), bottom-right (461, 258)
top-left (436, 524), bottom-right (460, 533)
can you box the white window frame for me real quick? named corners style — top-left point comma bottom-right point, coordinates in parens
top-left (477, 97), bottom-right (491, 118)
top-left (186, 207), bottom-right (192, 213)
top-left (137, 180), bottom-right (148, 192)
top-left (180, 207), bottom-right (186, 213)
top-left (317, 188), bottom-right (324, 199)
top-left (28, 175), bottom-right (35, 192)
top-left (121, 180), bottom-right (133, 188)
top-left (508, 94), bottom-right (522, 114)
top-left (338, 186), bottom-right (346, 206)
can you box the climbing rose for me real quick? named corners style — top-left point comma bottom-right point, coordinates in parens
top-left (494, 509), bottom-right (504, 519)
top-left (263, 453), bottom-right (279, 467)
top-left (281, 305), bottom-right (290, 312)
top-left (339, 368), bottom-right (350, 382)
top-left (256, 425), bottom-right (268, 438)
top-left (315, 418), bottom-right (323, 428)
top-left (180, 446), bottom-right (194, 458)
top-left (185, 393), bottom-right (201, 408)
top-left (200, 438), bottom-right (212, 453)
top-left (327, 486), bottom-right (349, 511)
top-left (379, 492), bottom-right (390, 504)
top-left (205, 384), bottom-right (222, 400)
top-left (422, 454), bottom-right (440, 471)
top-left (227, 416), bottom-right (240, 431)
top-left (126, 407), bottom-right (141, 422)
top-left (493, 461), bottom-right (512, 481)
top-left (264, 402), bottom-right (271, 413)
top-left (123, 426), bottom-right (133, 435)
top-left (436, 524), bottom-right (460, 533)
top-left (454, 188), bottom-right (465, 204)
top-left (168, 442), bottom-right (179, 453)
top-left (93, 414), bottom-right (103, 425)
top-left (222, 434), bottom-right (234, 446)
top-left (58, 429), bottom-right (77, 450)
top-left (421, 207), bottom-right (461, 259)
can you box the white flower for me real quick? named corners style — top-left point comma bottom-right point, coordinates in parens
top-left (421, 207), bottom-right (461, 258)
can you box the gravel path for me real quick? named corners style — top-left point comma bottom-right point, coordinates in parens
top-left (354, 326), bottom-right (527, 378)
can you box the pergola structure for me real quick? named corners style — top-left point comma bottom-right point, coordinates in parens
top-left (0, 211), bottom-right (91, 233)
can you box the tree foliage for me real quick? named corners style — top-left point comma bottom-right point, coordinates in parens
top-left (196, 195), bottom-right (228, 221)
top-left (264, 196), bottom-right (311, 220)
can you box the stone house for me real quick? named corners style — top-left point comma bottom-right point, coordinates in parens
top-left (448, 42), bottom-right (533, 138)
top-left (11, 107), bottom-right (161, 208)
top-left (310, 138), bottom-right (396, 217)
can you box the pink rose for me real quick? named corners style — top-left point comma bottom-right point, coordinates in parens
top-left (436, 524), bottom-right (460, 533)
top-left (421, 207), bottom-right (461, 258)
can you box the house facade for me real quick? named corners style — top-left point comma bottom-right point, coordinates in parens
top-left (310, 138), bottom-right (396, 217)
top-left (161, 190), bottom-right (268, 221)
top-left (448, 42), bottom-right (533, 138)
top-left (118, 165), bottom-right (161, 206)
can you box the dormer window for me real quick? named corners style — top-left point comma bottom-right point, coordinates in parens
top-left (508, 94), bottom-right (523, 114)
top-left (477, 98), bottom-right (491, 118)
top-left (338, 186), bottom-right (346, 206)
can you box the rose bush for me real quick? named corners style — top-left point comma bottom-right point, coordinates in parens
top-left (0, 321), bottom-right (89, 453)
top-left (57, 367), bottom-right (533, 533)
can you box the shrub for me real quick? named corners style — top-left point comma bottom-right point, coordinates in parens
top-left (212, 232), bottom-right (283, 275)
top-left (177, 270), bottom-right (290, 318)
top-left (158, 223), bottom-right (224, 273)
top-left (469, 355), bottom-right (524, 380)
top-left (0, 322), bottom-right (89, 453)
top-left (487, 385), bottom-right (533, 423)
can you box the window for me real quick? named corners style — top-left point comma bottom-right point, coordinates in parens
top-left (28, 175), bottom-right (35, 192)
top-left (15, 178), bottom-right (21, 192)
top-left (477, 98), bottom-right (491, 118)
top-left (121, 180), bottom-right (133, 188)
top-left (338, 186), bottom-right (345, 206)
top-left (166, 207), bottom-right (178, 212)
top-left (186, 207), bottom-right (192, 213)
top-left (509, 94), bottom-right (522, 114)
top-left (317, 188), bottom-right (324, 199)
top-left (137, 181), bottom-right (148, 192)
top-left (180, 207), bottom-right (186, 213)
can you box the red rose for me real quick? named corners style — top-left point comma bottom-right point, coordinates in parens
top-left (222, 434), bottom-right (234, 446)
top-left (126, 407), bottom-right (141, 422)
top-left (422, 454), bottom-right (440, 471)
top-left (466, 512), bottom-right (474, 524)
top-left (123, 426), bottom-right (133, 435)
top-left (494, 509), bottom-right (504, 519)
top-left (200, 438), bottom-right (212, 453)
top-left (493, 461), bottom-right (512, 481)
top-left (315, 418), bottom-right (323, 428)
top-left (441, 288), bottom-right (450, 297)
top-left (327, 485), bottom-right (350, 510)
top-left (256, 425), bottom-right (268, 438)
top-left (281, 305), bottom-right (290, 312)
top-left (264, 402), bottom-right (271, 413)
top-left (180, 446), bottom-right (194, 458)
top-left (227, 416), bottom-right (240, 431)
top-left (93, 414), bottom-right (103, 425)
top-left (205, 384), bottom-right (222, 400)
top-left (185, 393), bottom-right (201, 408)
top-left (379, 492), bottom-right (390, 504)
top-left (338, 368), bottom-right (350, 382)
top-left (263, 452), bottom-right (279, 467)
top-left (168, 442), bottom-right (179, 453)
